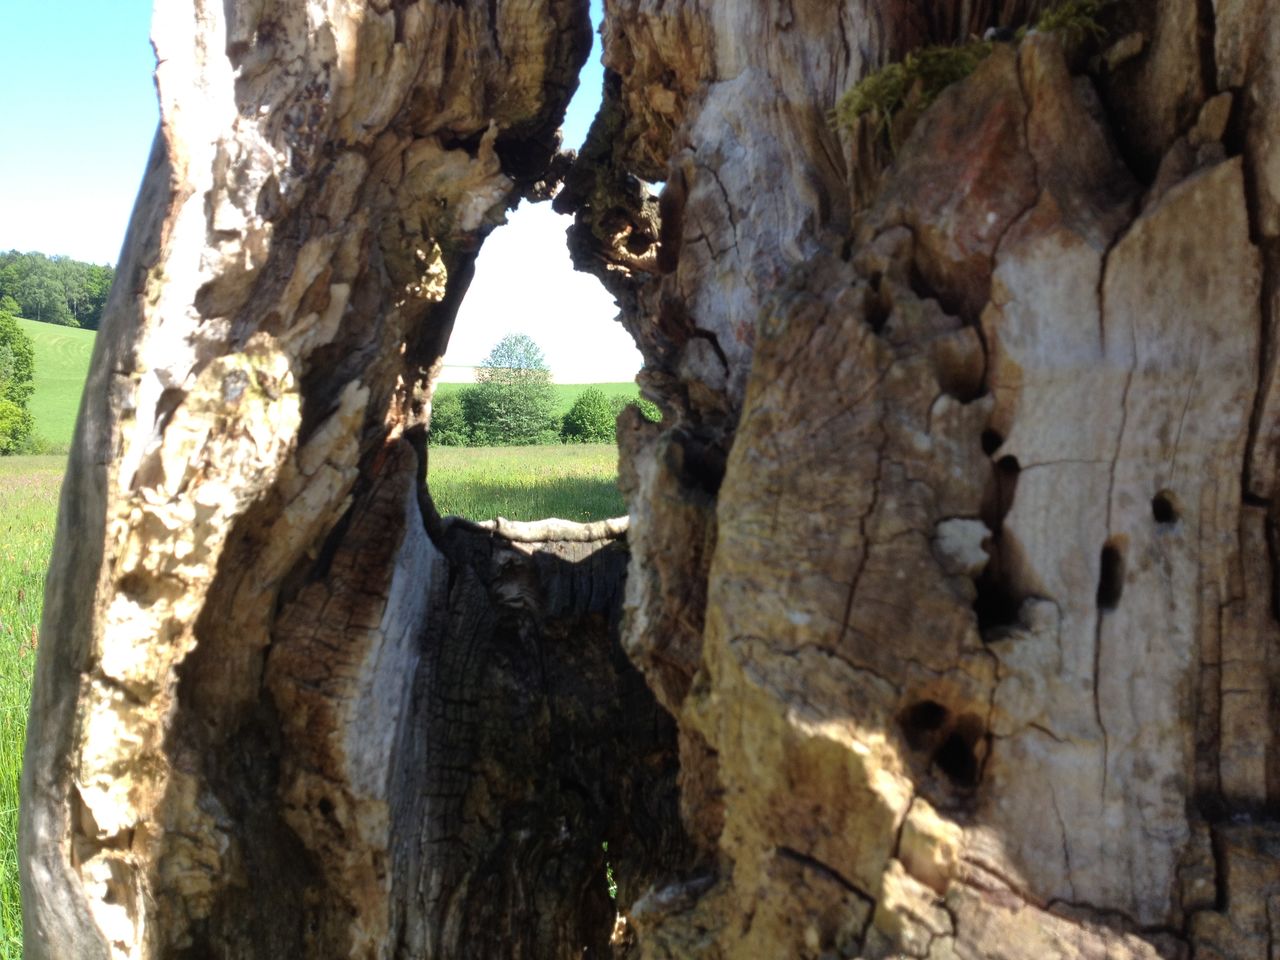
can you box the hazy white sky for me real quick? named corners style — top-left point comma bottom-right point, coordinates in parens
top-left (450, 1), bottom-right (644, 382)
top-left (450, 203), bottom-right (642, 382)
top-left (0, 0), bottom-right (641, 383)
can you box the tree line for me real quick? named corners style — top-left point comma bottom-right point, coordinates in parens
top-left (429, 334), bottom-right (659, 446)
top-left (0, 250), bottom-right (115, 329)
top-left (0, 296), bottom-right (36, 452)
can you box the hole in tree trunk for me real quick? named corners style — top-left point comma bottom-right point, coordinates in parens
top-left (934, 733), bottom-right (979, 788)
top-left (974, 449), bottom-right (1029, 636)
top-left (1097, 541), bottom-right (1126, 610)
top-left (864, 274), bottom-right (890, 334)
top-left (932, 714), bottom-right (986, 790)
top-left (899, 699), bottom-right (950, 748)
top-left (1152, 490), bottom-right (1179, 525)
top-left (980, 453), bottom-right (1021, 531)
top-left (411, 7), bottom-right (694, 954)
top-left (973, 549), bottom-right (1025, 632)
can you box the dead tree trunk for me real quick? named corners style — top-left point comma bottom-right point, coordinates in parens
top-left (20, 3), bottom-right (689, 957)
top-left (20, 0), bottom-right (1280, 958)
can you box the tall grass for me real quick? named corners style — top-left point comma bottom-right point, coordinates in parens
top-left (428, 443), bottom-right (626, 521)
top-left (0, 456), bottom-right (62, 957)
top-left (0, 445), bottom-right (623, 953)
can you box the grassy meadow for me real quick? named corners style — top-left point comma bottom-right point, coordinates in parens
top-left (429, 443), bottom-right (625, 521)
top-left (0, 456), bottom-right (62, 957)
top-left (15, 319), bottom-right (95, 450)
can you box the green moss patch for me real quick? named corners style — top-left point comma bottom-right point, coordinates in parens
top-left (835, 0), bottom-right (1112, 148)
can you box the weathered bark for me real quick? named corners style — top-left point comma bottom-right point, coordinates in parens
top-left (20, 0), bottom-right (1280, 958)
top-left (19, 3), bottom-right (689, 957)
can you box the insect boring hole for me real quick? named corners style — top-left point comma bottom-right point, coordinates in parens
top-left (995, 454), bottom-right (1021, 480)
top-left (1152, 490), bottom-right (1179, 525)
top-left (863, 275), bottom-right (891, 335)
top-left (973, 565), bottom-right (1023, 633)
top-left (980, 429), bottom-right (1004, 456)
top-left (899, 699), bottom-right (949, 749)
top-left (979, 446), bottom-right (1021, 532)
top-left (1096, 540), bottom-right (1125, 610)
top-left (933, 726), bottom-right (983, 790)
top-left (898, 700), bottom-right (987, 792)
top-left (971, 529), bottom-right (1032, 636)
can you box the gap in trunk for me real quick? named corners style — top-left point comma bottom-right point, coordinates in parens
top-left (438, 0), bottom-right (642, 471)
top-left (414, 5), bottom-right (694, 952)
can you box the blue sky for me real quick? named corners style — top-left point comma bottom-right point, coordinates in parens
top-left (0, 1), bottom-right (158, 265)
top-left (0, 0), bottom-right (641, 382)
top-left (563, 0), bottom-right (606, 152)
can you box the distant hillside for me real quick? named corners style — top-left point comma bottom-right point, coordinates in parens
top-left (17, 318), bottom-right (95, 448)
top-left (12, 322), bottom-right (638, 448)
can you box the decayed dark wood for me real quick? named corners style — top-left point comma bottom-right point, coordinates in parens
top-left (395, 512), bottom-right (689, 959)
top-left (257, 441), bottom-right (688, 959)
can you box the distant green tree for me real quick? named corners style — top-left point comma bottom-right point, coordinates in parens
top-left (84, 263), bottom-right (115, 328)
top-left (0, 307), bottom-right (34, 406)
top-left (0, 401), bottom-right (32, 454)
top-left (429, 391), bottom-right (470, 446)
top-left (21, 273), bottom-right (74, 326)
top-left (0, 303), bottom-right (36, 453)
top-left (561, 391), bottom-right (663, 443)
top-left (55, 256), bottom-right (91, 325)
top-left (464, 334), bottom-right (559, 445)
top-left (480, 333), bottom-right (549, 378)
top-left (562, 387), bottom-right (618, 443)
top-left (0, 401), bottom-right (33, 454)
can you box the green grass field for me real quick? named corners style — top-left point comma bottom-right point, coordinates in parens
top-left (0, 456), bottom-right (62, 957)
top-left (429, 443), bottom-right (624, 521)
top-left (15, 319), bottom-right (95, 450)
top-left (434, 380), bottom-right (640, 417)
top-left (0, 444), bottom-right (624, 952)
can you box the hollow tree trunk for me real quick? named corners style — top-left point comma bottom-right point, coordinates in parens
top-left (20, 0), bottom-right (1280, 958)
